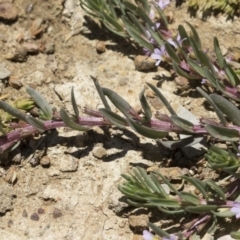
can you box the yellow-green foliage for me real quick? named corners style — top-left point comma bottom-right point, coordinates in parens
top-left (188, 0), bottom-right (240, 16)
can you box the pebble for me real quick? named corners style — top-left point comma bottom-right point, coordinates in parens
top-left (0, 2), bottom-right (18, 21)
top-left (40, 156), bottom-right (51, 167)
top-left (38, 208), bottom-right (45, 214)
top-left (134, 55), bottom-right (156, 71)
top-left (92, 146), bottom-right (107, 159)
top-left (22, 209), bottom-right (28, 217)
top-left (0, 64), bottom-right (10, 80)
top-left (53, 208), bottom-right (62, 218)
top-left (96, 41), bottom-right (106, 53)
top-left (30, 213), bottom-right (39, 221)
top-left (5, 46), bottom-right (28, 62)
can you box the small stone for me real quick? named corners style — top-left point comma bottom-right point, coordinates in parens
top-left (96, 41), bottom-right (106, 53)
top-left (40, 156), bottom-right (51, 168)
top-left (6, 46), bottom-right (28, 62)
top-left (128, 214), bottom-right (149, 230)
top-left (92, 146), bottom-right (107, 159)
top-left (134, 55), bottom-right (156, 71)
top-left (7, 219), bottom-right (13, 227)
top-left (8, 76), bottom-right (22, 89)
top-left (22, 209), bottom-right (28, 217)
top-left (0, 64), bottom-right (10, 80)
top-left (0, 2), bottom-right (18, 21)
top-left (53, 208), bottom-right (62, 218)
top-left (38, 208), bottom-right (45, 214)
top-left (118, 220), bottom-right (126, 228)
top-left (30, 212), bottom-right (39, 221)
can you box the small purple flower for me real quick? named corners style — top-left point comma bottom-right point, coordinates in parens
top-left (151, 45), bottom-right (166, 66)
top-left (201, 79), bottom-right (207, 84)
top-left (168, 34), bottom-right (186, 49)
top-left (142, 230), bottom-right (154, 240)
top-left (158, 0), bottom-right (170, 10)
top-left (162, 234), bottom-right (178, 240)
top-left (231, 201), bottom-right (240, 218)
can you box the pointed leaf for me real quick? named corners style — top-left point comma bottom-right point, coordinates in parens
top-left (91, 76), bottom-right (111, 111)
top-left (71, 88), bottom-right (79, 118)
top-left (205, 124), bottom-right (239, 142)
top-left (148, 222), bottom-right (171, 238)
top-left (186, 205), bottom-right (218, 213)
top-left (205, 179), bottom-right (226, 201)
top-left (210, 94), bottom-right (240, 126)
top-left (0, 101), bottom-right (26, 122)
top-left (214, 37), bottom-right (224, 69)
top-left (213, 210), bottom-right (235, 217)
top-left (102, 87), bottom-right (138, 117)
top-left (127, 118), bottom-right (167, 139)
top-left (180, 192), bottom-right (200, 205)
top-left (197, 87), bottom-right (227, 126)
top-left (139, 88), bottom-right (152, 122)
top-left (178, 25), bottom-right (190, 47)
top-left (26, 87), bottom-right (52, 120)
top-left (165, 42), bottom-right (181, 64)
top-left (225, 64), bottom-right (240, 87)
top-left (182, 176), bottom-right (208, 199)
top-left (26, 116), bottom-right (45, 132)
top-left (146, 83), bottom-right (176, 115)
top-left (99, 108), bottom-right (126, 128)
top-left (186, 22), bottom-right (202, 49)
top-left (187, 57), bottom-right (206, 77)
top-left (60, 109), bottom-right (88, 131)
top-left (171, 115), bottom-right (194, 133)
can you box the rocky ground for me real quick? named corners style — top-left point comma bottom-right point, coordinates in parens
top-left (0, 0), bottom-right (240, 239)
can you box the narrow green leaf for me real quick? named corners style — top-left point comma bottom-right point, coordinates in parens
top-left (128, 13), bottom-right (148, 39)
top-left (102, 87), bottom-right (137, 117)
top-left (197, 88), bottom-right (227, 126)
top-left (0, 101), bottom-right (26, 122)
top-left (225, 64), bottom-right (240, 87)
top-left (60, 109), bottom-right (88, 131)
top-left (182, 176), bottom-right (208, 199)
top-left (186, 22), bottom-right (202, 49)
top-left (186, 205), bottom-right (218, 213)
top-left (180, 192), bottom-right (200, 205)
top-left (146, 83), bottom-right (176, 115)
top-left (187, 58), bottom-right (206, 77)
top-left (157, 206), bottom-right (185, 214)
top-left (26, 116), bottom-right (45, 132)
top-left (150, 173), bottom-right (168, 197)
top-left (231, 231), bottom-right (240, 239)
top-left (189, 37), bottom-right (202, 62)
top-left (213, 210), bottom-right (235, 217)
top-left (91, 76), bottom-right (111, 111)
top-left (148, 222), bottom-right (171, 238)
top-left (139, 88), bottom-right (152, 122)
top-left (205, 180), bottom-right (226, 201)
top-left (156, 171), bottom-right (181, 197)
top-left (171, 115), bottom-right (194, 133)
top-left (152, 2), bottom-right (168, 29)
top-left (178, 25), bottom-right (190, 47)
top-left (99, 108), bottom-right (126, 128)
top-left (214, 37), bottom-right (224, 69)
top-left (26, 87), bottom-right (52, 120)
top-left (210, 94), bottom-right (240, 126)
top-left (203, 67), bottom-right (217, 87)
top-left (205, 124), bottom-right (239, 142)
top-left (165, 42), bottom-right (181, 64)
top-left (146, 24), bottom-right (164, 47)
top-left (71, 87), bottom-right (79, 118)
top-left (127, 118), bottom-right (167, 139)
